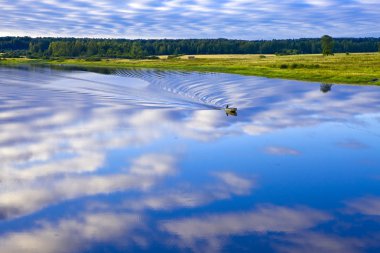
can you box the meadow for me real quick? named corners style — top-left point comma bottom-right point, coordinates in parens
top-left (1, 53), bottom-right (379, 85)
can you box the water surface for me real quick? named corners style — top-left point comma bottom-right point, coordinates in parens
top-left (1, 66), bottom-right (380, 253)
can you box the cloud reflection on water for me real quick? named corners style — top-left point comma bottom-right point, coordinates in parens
top-left (264, 146), bottom-right (301, 156)
top-left (122, 172), bottom-right (254, 211)
top-left (345, 196), bottom-right (380, 216)
top-left (0, 153), bottom-right (176, 220)
top-left (1, 67), bottom-right (380, 252)
top-left (275, 232), bottom-right (365, 253)
top-left (160, 205), bottom-right (331, 251)
top-left (0, 211), bottom-right (144, 253)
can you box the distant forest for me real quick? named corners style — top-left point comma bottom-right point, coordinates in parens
top-left (1, 36), bottom-right (379, 59)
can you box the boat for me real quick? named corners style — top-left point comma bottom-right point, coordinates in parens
top-left (224, 105), bottom-right (237, 116)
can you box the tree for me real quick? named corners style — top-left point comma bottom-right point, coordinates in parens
top-left (321, 35), bottom-right (334, 55)
top-left (3, 36), bottom-right (380, 59)
top-left (129, 42), bottom-right (144, 59)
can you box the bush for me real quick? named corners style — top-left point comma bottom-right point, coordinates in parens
top-left (289, 63), bottom-right (306, 69)
top-left (2, 52), bottom-right (23, 58)
top-left (275, 49), bottom-right (299, 56)
top-left (84, 57), bottom-right (101, 61)
top-left (259, 55), bottom-right (266, 59)
top-left (308, 64), bottom-right (320, 69)
top-left (280, 64), bottom-right (288, 69)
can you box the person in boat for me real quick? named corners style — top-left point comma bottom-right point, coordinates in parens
top-left (224, 104), bottom-right (237, 116)
top-left (225, 104), bottom-right (236, 111)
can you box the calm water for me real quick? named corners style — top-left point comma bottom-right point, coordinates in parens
top-left (1, 66), bottom-right (380, 253)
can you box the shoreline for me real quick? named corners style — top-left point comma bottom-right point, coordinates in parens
top-left (1, 53), bottom-right (379, 85)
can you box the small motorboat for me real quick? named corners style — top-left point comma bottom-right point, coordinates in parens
top-left (224, 105), bottom-right (237, 116)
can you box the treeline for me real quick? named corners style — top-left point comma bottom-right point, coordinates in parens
top-left (1, 36), bottom-right (380, 59)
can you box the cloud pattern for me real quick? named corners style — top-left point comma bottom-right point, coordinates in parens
top-left (1, 67), bottom-right (380, 252)
top-left (0, 0), bottom-right (380, 38)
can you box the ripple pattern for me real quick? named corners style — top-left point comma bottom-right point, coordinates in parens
top-left (0, 66), bottom-right (311, 112)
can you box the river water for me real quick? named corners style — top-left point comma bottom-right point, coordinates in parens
top-left (1, 66), bottom-right (380, 253)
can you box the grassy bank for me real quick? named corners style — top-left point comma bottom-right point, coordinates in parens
top-left (1, 53), bottom-right (380, 85)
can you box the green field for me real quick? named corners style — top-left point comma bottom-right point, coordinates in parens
top-left (1, 53), bottom-right (380, 85)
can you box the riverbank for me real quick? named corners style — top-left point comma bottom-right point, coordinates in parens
top-left (1, 53), bottom-right (379, 85)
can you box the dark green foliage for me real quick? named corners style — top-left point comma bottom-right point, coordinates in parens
top-left (276, 49), bottom-right (299, 55)
top-left (1, 36), bottom-right (380, 59)
top-left (279, 63), bottom-right (320, 70)
top-left (308, 64), bottom-right (320, 69)
top-left (321, 35), bottom-right (334, 56)
top-left (1, 50), bottom-right (27, 58)
top-left (84, 57), bottom-right (102, 61)
top-left (0, 37), bottom-right (30, 51)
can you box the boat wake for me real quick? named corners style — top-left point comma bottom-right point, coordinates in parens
top-left (0, 67), bottom-right (291, 112)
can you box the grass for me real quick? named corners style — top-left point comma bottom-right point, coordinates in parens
top-left (1, 53), bottom-right (380, 85)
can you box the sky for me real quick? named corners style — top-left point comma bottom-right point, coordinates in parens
top-left (0, 0), bottom-right (379, 39)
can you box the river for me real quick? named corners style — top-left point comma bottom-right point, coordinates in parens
top-left (1, 66), bottom-right (380, 253)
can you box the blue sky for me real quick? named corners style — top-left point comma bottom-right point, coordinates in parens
top-left (1, 0), bottom-right (379, 39)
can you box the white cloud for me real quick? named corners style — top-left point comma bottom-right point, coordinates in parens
top-left (345, 196), bottom-right (380, 216)
top-left (122, 172), bottom-right (255, 211)
top-left (0, 153), bottom-right (176, 219)
top-left (160, 205), bottom-right (331, 251)
top-left (275, 232), bottom-right (364, 253)
top-left (0, 0), bottom-right (379, 38)
top-left (161, 205), bottom-right (330, 237)
top-left (1, 67), bottom-right (380, 223)
top-left (264, 146), bottom-right (301, 156)
top-left (0, 211), bottom-right (143, 253)
top-left (304, 0), bottom-right (332, 7)
top-left (213, 171), bottom-right (253, 194)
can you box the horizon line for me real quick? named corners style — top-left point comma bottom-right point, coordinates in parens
top-left (1, 36), bottom-right (380, 41)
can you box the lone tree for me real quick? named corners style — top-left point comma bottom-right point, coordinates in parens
top-left (321, 35), bottom-right (334, 56)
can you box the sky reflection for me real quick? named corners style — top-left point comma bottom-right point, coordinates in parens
top-left (0, 66), bottom-right (380, 252)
